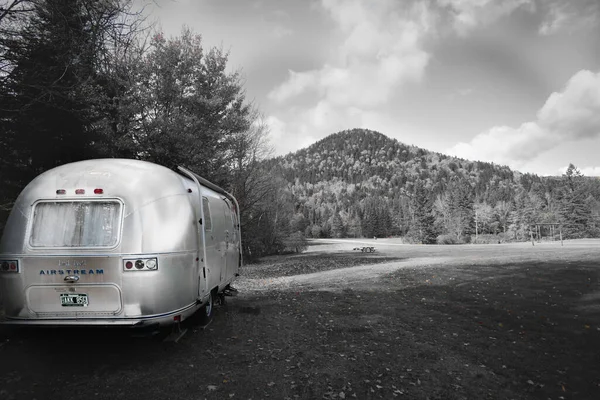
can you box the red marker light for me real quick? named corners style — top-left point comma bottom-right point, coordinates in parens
top-left (75, 189), bottom-right (85, 195)
top-left (9, 262), bottom-right (16, 271)
top-left (94, 188), bottom-right (103, 194)
top-left (56, 189), bottom-right (66, 195)
top-left (125, 261), bottom-right (133, 269)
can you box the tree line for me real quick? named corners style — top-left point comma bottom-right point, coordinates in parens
top-left (268, 130), bottom-right (600, 244)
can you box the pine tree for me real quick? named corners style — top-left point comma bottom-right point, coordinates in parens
top-left (331, 212), bottom-right (345, 238)
top-left (361, 197), bottom-right (379, 238)
top-left (0, 0), bottom-right (138, 194)
top-left (408, 180), bottom-right (437, 244)
top-left (446, 178), bottom-right (474, 242)
top-left (559, 164), bottom-right (590, 238)
top-left (114, 28), bottom-right (253, 182)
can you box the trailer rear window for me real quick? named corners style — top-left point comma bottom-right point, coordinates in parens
top-left (30, 201), bottom-right (122, 248)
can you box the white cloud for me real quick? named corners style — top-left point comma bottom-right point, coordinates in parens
top-left (537, 71), bottom-right (600, 139)
top-left (447, 70), bottom-right (600, 169)
top-left (266, 0), bottom-right (435, 153)
top-left (268, 70), bottom-right (317, 103)
top-left (268, 0), bottom-right (434, 109)
top-left (576, 167), bottom-right (600, 177)
top-left (265, 115), bottom-right (286, 143)
top-left (267, 103), bottom-right (364, 154)
top-left (538, 0), bottom-right (600, 35)
top-left (265, 0), bottom-right (597, 158)
top-left (438, 0), bottom-right (532, 36)
top-left (558, 165), bottom-right (600, 177)
top-left (539, 2), bottom-right (570, 35)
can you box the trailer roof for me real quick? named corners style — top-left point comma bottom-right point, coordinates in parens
top-left (12, 159), bottom-right (226, 215)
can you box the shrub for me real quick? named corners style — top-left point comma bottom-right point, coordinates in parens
top-left (283, 231), bottom-right (308, 254)
top-left (436, 234), bottom-right (460, 244)
top-left (311, 225), bottom-right (322, 238)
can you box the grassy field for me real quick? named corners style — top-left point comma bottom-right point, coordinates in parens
top-left (0, 239), bottom-right (599, 400)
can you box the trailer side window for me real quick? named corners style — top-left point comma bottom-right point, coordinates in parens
top-left (30, 201), bottom-right (122, 248)
top-left (202, 197), bottom-right (212, 231)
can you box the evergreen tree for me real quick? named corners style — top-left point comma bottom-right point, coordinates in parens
top-left (446, 178), bottom-right (474, 242)
top-left (493, 200), bottom-right (512, 236)
top-left (109, 28), bottom-right (253, 183)
top-left (347, 214), bottom-right (362, 238)
top-left (0, 0), bottom-right (139, 200)
top-left (331, 212), bottom-right (345, 238)
top-left (408, 180), bottom-right (437, 244)
top-left (361, 196), bottom-right (391, 238)
top-left (559, 164), bottom-right (590, 238)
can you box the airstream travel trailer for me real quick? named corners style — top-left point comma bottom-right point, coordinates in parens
top-left (0, 159), bottom-right (241, 328)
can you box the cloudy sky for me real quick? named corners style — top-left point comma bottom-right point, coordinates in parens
top-left (137, 0), bottom-right (600, 176)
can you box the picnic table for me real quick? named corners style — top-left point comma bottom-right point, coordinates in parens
top-left (353, 246), bottom-right (376, 253)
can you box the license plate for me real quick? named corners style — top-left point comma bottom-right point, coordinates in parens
top-left (60, 293), bottom-right (88, 307)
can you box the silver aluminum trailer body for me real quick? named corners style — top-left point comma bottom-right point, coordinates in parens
top-left (0, 159), bottom-right (241, 327)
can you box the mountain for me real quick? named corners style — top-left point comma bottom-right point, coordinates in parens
top-left (264, 129), bottom-right (600, 243)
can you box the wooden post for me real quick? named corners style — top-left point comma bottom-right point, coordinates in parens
top-left (475, 209), bottom-right (478, 243)
top-left (530, 228), bottom-right (535, 246)
top-left (559, 225), bottom-right (563, 246)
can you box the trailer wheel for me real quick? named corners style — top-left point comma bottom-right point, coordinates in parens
top-left (197, 291), bottom-right (214, 325)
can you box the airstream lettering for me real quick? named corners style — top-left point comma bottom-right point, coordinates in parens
top-left (0, 159), bottom-right (241, 327)
top-left (39, 269), bottom-right (104, 275)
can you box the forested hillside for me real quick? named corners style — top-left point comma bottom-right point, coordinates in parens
top-left (264, 129), bottom-right (600, 244)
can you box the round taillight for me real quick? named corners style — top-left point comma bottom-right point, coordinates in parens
top-left (9, 262), bottom-right (16, 271)
top-left (135, 260), bottom-right (144, 269)
top-left (146, 259), bottom-right (157, 270)
top-left (125, 261), bottom-right (133, 269)
top-left (1, 262), bottom-right (8, 271)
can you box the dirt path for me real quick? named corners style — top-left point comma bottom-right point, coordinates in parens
top-left (237, 257), bottom-right (450, 292)
top-left (237, 239), bottom-right (600, 293)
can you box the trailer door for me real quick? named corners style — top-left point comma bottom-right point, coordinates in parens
top-left (223, 199), bottom-right (239, 280)
top-left (189, 184), bottom-right (208, 299)
top-left (202, 196), bottom-right (222, 291)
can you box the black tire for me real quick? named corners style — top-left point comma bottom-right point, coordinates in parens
top-left (199, 291), bottom-right (214, 324)
top-left (185, 291), bottom-right (214, 327)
